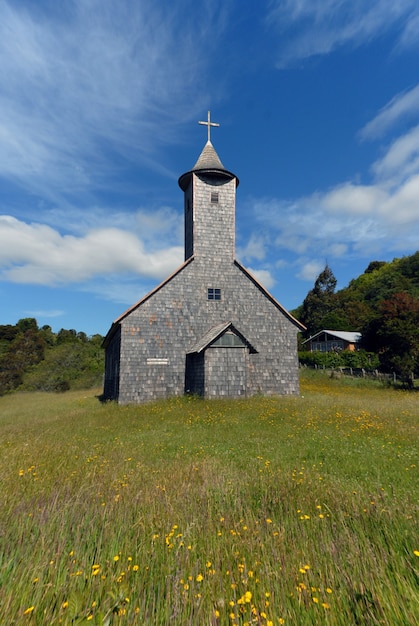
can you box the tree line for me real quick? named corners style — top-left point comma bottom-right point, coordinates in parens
top-left (293, 252), bottom-right (419, 387)
top-left (0, 318), bottom-right (104, 395)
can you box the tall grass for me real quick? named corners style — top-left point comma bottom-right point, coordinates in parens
top-left (0, 371), bottom-right (417, 625)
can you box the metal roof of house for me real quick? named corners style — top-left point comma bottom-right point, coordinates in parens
top-left (303, 330), bottom-right (361, 344)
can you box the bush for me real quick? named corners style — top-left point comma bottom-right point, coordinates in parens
top-left (299, 349), bottom-right (379, 370)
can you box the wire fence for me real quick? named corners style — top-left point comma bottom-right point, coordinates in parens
top-left (299, 363), bottom-right (415, 384)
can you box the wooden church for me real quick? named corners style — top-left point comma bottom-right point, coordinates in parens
top-left (103, 113), bottom-right (305, 403)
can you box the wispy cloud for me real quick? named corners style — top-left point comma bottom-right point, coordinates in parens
top-left (372, 125), bottom-right (419, 183)
top-left (0, 0), bottom-right (228, 201)
top-left (266, 0), bottom-right (418, 67)
top-left (359, 84), bottom-right (419, 140)
top-left (25, 309), bottom-right (65, 319)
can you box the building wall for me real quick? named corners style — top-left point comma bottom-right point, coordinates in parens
top-left (114, 257), bottom-right (300, 404)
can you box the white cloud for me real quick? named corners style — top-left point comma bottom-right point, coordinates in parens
top-left (25, 309), bottom-right (65, 319)
top-left (372, 125), bottom-right (419, 183)
top-left (250, 121), bottom-right (419, 279)
top-left (297, 260), bottom-right (324, 281)
top-left (135, 207), bottom-right (183, 244)
top-left (322, 183), bottom-right (387, 215)
top-left (237, 234), bottom-right (267, 262)
top-left (266, 0), bottom-right (418, 67)
top-left (0, 216), bottom-right (183, 285)
top-left (359, 84), bottom-right (419, 140)
top-left (246, 267), bottom-right (275, 290)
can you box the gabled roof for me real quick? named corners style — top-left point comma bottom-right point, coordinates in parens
top-left (102, 256), bottom-right (194, 347)
top-left (234, 260), bottom-right (306, 331)
top-left (187, 321), bottom-right (257, 354)
top-left (303, 330), bottom-right (361, 344)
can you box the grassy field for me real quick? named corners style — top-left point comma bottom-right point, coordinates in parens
top-left (0, 371), bottom-right (418, 625)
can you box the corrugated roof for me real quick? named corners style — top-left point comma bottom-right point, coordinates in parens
top-left (303, 330), bottom-right (361, 344)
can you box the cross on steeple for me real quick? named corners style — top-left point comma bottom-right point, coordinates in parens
top-left (198, 110), bottom-right (219, 142)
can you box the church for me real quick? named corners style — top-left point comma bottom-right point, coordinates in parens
top-left (103, 113), bottom-right (305, 404)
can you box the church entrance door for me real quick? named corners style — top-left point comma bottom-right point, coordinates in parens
top-left (205, 346), bottom-right (248, 398)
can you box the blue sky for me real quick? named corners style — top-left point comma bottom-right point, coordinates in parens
top-left (1, 0), bottom-right (419, 336)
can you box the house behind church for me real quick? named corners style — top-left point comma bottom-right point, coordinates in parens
top-left (303, 330), bottom-right (362, 353)
top-left (103, 126), bottom-right (305, 404)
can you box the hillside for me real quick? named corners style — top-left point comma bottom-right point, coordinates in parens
top-left (0, 319), bottom-right (104, 396)
top-left (292, 251), bottom-right (419, 384)
top-left (292, 251), bottom-right (419, 332)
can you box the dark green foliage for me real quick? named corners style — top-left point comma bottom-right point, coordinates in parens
top-left (0, 320), bottom-right (45, 394)
top-left (362, 292), bottom-right (419, 386)
top-left (294, 254), bottom-right (419, 339)
top-left (0, 320), bottom-right (104, 395)
top-left (294, 253), bottom-right (419, 381)
top-left (299, 264), bottom-right (338, 335)
top-left (299, 349), bottom-right (379, 370)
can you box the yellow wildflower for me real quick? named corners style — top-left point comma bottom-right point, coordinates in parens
top-left (23, 607), bottom-right (35, 615)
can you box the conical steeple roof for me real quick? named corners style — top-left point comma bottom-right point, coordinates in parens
top-left (178, 140), bottom-right (238, 191)
top-left (192, 140), bottom-right (226, 171)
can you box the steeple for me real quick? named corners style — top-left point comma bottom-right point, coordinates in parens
top-left (179, 110), bottom-right (238, 190)
top-left (178, 140), bottom-right (238, 190)
top-left (192, 140), bottom-right (226, 171)
top-left (179, 112), bottom-right (239, 262)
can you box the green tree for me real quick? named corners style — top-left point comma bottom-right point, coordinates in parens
top-left (300, 264), bottom-right (338, 336)
top-left (0, 326), bottom-right (45, 395)
top-left (362, 292), bottom-right (419, 387)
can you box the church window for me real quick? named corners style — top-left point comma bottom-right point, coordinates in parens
top-left (208, 288), bottom-right (221, 300)
top-left (210, 191), bottom-right (219, 204)
top-left (212, 331), bottom-right (245, 347)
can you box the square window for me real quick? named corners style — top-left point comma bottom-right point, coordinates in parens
top-left (208, 288), bottom-right (221, 300)
top-left (210, 191), bottom-right (219, 203)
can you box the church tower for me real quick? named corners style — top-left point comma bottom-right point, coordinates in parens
top-left (103, 111), bottom-right (304, 404)
top-left (178, 112), bottom-right (239, 263)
